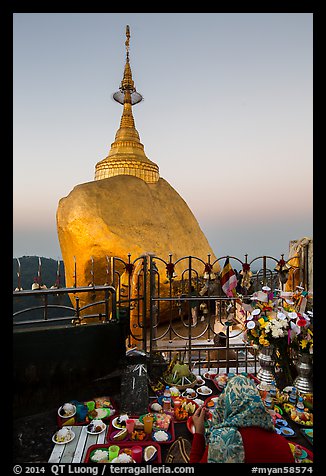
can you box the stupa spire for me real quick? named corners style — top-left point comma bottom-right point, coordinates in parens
top-left (94, 25), bottom-right (159, 183)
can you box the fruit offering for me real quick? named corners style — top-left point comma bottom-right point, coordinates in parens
top-left (174, 407), bottom-right (189, 421)
top-left (112, 428), bottom-right (128, 441)
top-left (153, 413), bottom-right (171, 430)
top-left (163, 357), bottom-right (197, 387)
top-left (173, 399), bottom-right (197, 421)
top-left (130, 430), bottom-right (147, 441)
top-left (283, 403), bottom-right (313, 426)
top-left (181, 400), bottom-right (196, 414)
top-left (144, 445), bottom-right (157, 462)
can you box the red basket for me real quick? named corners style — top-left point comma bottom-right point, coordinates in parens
top-left (148, 398), bottom-right (198, 424)
top-left (107, 414), bottom-right (175, 445)
top-left (84, 441), bottom-right (162, 463)
top-left (57, 397), bottom-right (118, 428)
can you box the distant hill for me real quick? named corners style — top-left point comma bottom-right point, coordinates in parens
top-left (13, 256), bottom-right (73, 322)
top-left (13, 256), bottom-right (66, 290)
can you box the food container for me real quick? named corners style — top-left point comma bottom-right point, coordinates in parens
top-left (84, 441), bottom-right (162, 463)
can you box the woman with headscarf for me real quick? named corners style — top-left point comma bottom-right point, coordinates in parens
top-left (189, 374), bottom-right (295, 463)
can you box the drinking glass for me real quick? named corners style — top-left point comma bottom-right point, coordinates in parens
top-left (131, 445), bottom-right (143, 463)
top-left (125, 419), bottom-right (135, 434)
top-left (108, 445), bottom-right (120, 461)
top-left (143, 415), bottom-right (153, 434)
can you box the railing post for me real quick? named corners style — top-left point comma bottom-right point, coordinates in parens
top-left (188, 256), bottom-right (192, 368)
top-left (43, 294), bottom-right (48, 320)
top-left (142, 255), bottom-right (147, 353)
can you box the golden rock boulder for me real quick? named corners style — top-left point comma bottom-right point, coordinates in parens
top-left (56, 174), bottom-right (217, 291)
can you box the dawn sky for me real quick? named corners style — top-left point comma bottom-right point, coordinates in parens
top-left (13, 12), bottom-right (313, 262)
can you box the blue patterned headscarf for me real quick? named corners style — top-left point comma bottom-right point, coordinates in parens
top-left (206, 375), bottom-right (275, 463)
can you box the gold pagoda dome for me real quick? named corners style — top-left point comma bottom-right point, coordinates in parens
top-left (94, 25), bottom-right (159, 183)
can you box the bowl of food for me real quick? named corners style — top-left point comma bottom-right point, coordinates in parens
top-left (112, 414), bottom-right (130, 429)
top-left (197, 386), bottom-right (212, 396)
top-left (52, 427), bottom-right (75, 444)
top-left (86, 419), bottom-right (106, 434)
top-left (90, 448), bottom-right (110, 463)
top-left (280, 426), bottom-right (295, 437)
top-left (58, 403), bottom-right (76, 419)
top-left (152, 430), bottom-right (171, 443)
top-left (196, 376), bottom-right (205, 386)
top-left (182, 388), bottom-right (197, 399)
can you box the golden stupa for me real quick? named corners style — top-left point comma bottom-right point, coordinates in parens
top-left (56, 26), bottom-right (219, 307)
top-left (94, 26), bottom-right (159, 184)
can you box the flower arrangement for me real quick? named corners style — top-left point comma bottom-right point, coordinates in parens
top-left (243, 289), bottom-right (290, 349)
top-left (242, 286), bottom-right (313, 385)
top-left (284, 288), bottom-right (313, 355)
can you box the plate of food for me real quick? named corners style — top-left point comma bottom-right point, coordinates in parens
top-left (112, 414), bottom-right (130, 429)
top-left (181, 388), bottom-right (197, 399)
top-left (152, 430), bottom-right (171, 443)
top-left (52, 427), bottom-right (75, 445)
top-left (86, 419), bottom-right (106, 435)
top-left (275, 418), bottom-right (288, 428)
top-left (195, 376), bottom-right (206, 386)
top-left (57, 403), bottom-right (76, 419)
top-left (89, 407), bottom-right (111, 420)
top-left (280, 426), bottom-right (295, 437)
top-left (204, 395), bottom-right (219, 410)
top-left (197, 386), bottom-right (212, 396)
top-left (203, 371), bottom-right (217, 380)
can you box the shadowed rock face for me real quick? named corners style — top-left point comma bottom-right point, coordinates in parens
top-left (56, 174), bottom-right (218, 292)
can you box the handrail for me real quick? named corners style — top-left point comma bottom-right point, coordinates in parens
top-left (13, 285), bottom-right (117, 326)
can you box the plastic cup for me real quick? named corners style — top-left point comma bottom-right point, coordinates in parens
top-left (125, 419), bottom-right (135, 434)
top-left (85, 401), bottom-right (95, 412)
top-left (143, 415), bottom-right (154, 434)
top-left (131, 445), bottom-right (143, 463)
top-left (173, 399), bottom-right (182, 410)
top-left (108, 445), bottom-right (120, 462)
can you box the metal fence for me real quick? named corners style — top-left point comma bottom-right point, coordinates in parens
top-left (13, 251), bottom-right (307, 374)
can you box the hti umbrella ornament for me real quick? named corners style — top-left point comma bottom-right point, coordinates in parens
top-left (240, 262), bottom-right (252, 290)
top-left (275, 256), bottom-right (291, 284)
top-left (203, 262), bottom-right (214, 280)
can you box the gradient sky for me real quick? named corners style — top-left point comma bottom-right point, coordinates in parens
top-left (13, 12), bottom-right (313, 262)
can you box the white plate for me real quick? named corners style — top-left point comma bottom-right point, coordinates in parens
top-left (197, 386), bottom-right (212, 396)
top-left (195, 377), bottom-right (205, 386)
top-left (203, 372), bottom-right (217, 380)
top-left (57, 404), bottom-right (76, 419)
top-left (52, 430), bottom-right (75, 445)
top-left (182, 389), bottom-right (197, 399)
top-left (193, 398), bottom-right (205, 407)
top-left (112, 416), bottom-right (128, 430)
top-left (86, 422), bottom-right (106, 435)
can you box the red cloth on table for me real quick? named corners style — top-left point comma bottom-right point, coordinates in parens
top-left (189, 427), bottom-right (295, 463)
